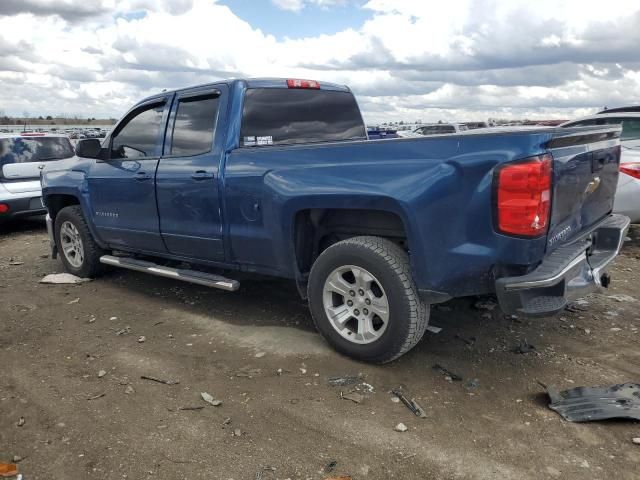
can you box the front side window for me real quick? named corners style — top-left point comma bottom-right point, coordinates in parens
top-left (170, 95), bottom-right (220, 156)
top-left (111, 103), bottom-right (165, 159)
top-left (240, 88), bottom-right (366, 146)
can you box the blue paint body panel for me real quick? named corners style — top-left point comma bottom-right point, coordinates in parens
top-left (41, 79), bottom-right (622, 300)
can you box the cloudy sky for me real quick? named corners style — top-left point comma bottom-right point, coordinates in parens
top-left (1, 0), bottom-right (640, 123)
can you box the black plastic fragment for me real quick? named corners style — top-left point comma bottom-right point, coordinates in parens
top-left (432, 364), bottom-right (462, 381)
top-left (546, 382), bottom-right (640, 422)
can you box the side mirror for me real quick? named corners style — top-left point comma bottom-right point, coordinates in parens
top-left (75, 138), bottom-right (104, 159)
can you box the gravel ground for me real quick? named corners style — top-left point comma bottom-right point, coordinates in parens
top-left (1, 218), bottom-right (639, 480)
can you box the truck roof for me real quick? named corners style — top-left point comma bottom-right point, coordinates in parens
top-left (139, 77), bottom-right (351, 105)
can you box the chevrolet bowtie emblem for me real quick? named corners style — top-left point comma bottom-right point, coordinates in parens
top-left (585, 176), bottom-right (601, 195)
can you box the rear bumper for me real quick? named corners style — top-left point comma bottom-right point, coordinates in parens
top-left (0, 193), bottom-right (46, 221)
top-left (496, 214), bottom-right (631, 316)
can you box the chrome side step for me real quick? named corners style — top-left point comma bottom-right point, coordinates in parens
top-left (99, 255), bottom-right (240, 291)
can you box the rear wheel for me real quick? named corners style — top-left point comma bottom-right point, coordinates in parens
top-left (55, 205), bottom-right (105, 278)
top-left (308, 236), bottom-right (429, 363)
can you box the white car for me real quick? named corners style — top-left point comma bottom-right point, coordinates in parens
top-left (0, 133), bottom-right (75, 223)
top-left (413, 123), bottom-right (469, 136)
top-left (561, 112), bottom-right (640, 223)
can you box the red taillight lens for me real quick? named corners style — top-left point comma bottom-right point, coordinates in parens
top-left (286, 78), bottom-right (320, 89)
top-left (495, 154), bottom-right (552, 237)
top-left (620, 162), bottom-right (640, 180)
top-left (0, 203), bottom-right (9, 214)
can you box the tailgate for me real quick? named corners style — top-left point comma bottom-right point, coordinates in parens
top-left (545, 126), bottom-right (621, 250)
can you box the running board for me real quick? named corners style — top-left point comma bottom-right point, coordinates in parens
top-left (99, 255), bottom-right (240, 291)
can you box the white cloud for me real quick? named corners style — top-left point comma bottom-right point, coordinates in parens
top-left (0, 0), bottom-right (639, 123)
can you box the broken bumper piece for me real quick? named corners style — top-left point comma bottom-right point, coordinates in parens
top-left (547, 383), bottom-right (640, 422)
top-left (495, 214), bottom-right (630, 316)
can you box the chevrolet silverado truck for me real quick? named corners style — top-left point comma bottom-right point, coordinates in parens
top-left (41, 78), bottom-right (630, 363)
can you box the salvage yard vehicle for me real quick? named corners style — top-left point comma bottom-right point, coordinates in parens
top-left (41, 78), bottom-right (630, 363)
top-left (0, 133), bottom-right (75, 223)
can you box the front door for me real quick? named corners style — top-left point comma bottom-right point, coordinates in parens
top-left (87, 98), bottom-right (170, 252)
top-left (155, 85), bottom-right (228, 261)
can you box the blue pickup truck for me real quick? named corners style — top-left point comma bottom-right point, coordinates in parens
top-left (41, 78), bottom-right (630, 363)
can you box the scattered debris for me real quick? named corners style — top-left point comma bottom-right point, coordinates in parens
top-left (391, 389), bottom-right (427, 418)
top-left (109, 316), bottom-right (118, 321)
top-left (98, 369), bottom-right (107, 378)
top-left (607, 294), bottom-right (637, 303)
top-left (16, 417), bottom-right (25, 427)
top-left (9, 261), bottom-right (24, 266)
top-left (324, 476), bottom-right (352, 480)
top-left (236, 367), bottom-right (262, 378)
top-left (222, 417), bottom-right (232, 425)
top-left (325, 460), bottom-right (338, 473)
top-left (546, 383), bottom-right (640, 422)
top-left (514, 339), bottom-right (536, 354)
top-left (137, 336), bottom-right (146, 343)
top-left (455, 334), bottom-right (476, 346)
top-left (255, 466), bottom-right (276, 480)
top-left (328, 375), bottom-right (362, 387)
top-left (11, 456), bottom-right (22, 464)
top-left (632, 437), bottom-right (640, 445)
top-left (426, 325), bottom-right (442, 334)
top-left (474, 297), bottom-right (497, 311)
top-left (40, 273), bottom-right (90, 284)
top-left (432, 364), bottom-right (462, 381)
top-left (87, 393), bottom-right (105, 401)
top-left (114, 326), bottom-right (131, 336)
top-left (67, 298), bottom-right (80, 304)
top-left (394, 422), bottom-right (408, 432)
top-left (254, 352), bottom-right (266, 358)
top-left (0, 463), bottom-right (18, 477)
top-left (233, 428), bottom-right (242, 436)
top-left (565, 301), bottom-right (588, 312)
top-left (200, 392), bottom-right (222, 406)
top-left (610, 327), bottom-right (622, 332)
top-left (341, 391), bottom-right (364, 404)
top-left (390, 396), bottom-right (400, 403)
top-left (465, 378), bottom-right (480, 390)
top-left (140, 375), bottom-right (179, 385)
top-left (178, 406), bottom-right (204, 411)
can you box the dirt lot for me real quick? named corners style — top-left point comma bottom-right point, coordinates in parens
top-left (1, 218), bottom-right (639, 480)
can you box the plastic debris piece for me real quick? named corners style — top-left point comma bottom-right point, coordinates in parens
top-left (341, 391), bottom-right (364, 404)
top-left (40, 273), bottom-right (90, 284)
top-left (328, 375), bottom-right (361, 387)
top-left (514, 339), bottom-right (536, 354)
top-left (16, 417), bottom-right (25, 427)
top-left (137, 336), bottom-right (146, 343)
top-left (98, 369), bottom-right (107, 378)
top-left (325, 460), bottom-right (337, 473)
top-left (426, 325), bottom-right (442, 334)
top-left (547, 383), bottom-right (640, 422)
top-left (140, 375), bottom-right (179, 385)
top-left (394, 422), bottom-right (408, 432)
top-left (200, 392), bottom-right (222, 406)
top-left (87, 393), bottom-right (105, 400)
top-left (391, 389), bottom-right (427, 418)
top-left (0, 463), bottom-right (18, 477)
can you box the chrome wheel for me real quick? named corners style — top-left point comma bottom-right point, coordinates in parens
top-left (60, 220), bottom-right (84, 268)
top-left (322, 265), bottom-right (389, 344)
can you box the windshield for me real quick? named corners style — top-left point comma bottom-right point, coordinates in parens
top-left (0, 137), bottom-right (75, 167)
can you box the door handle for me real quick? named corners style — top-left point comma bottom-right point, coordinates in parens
top-left (134, 172), bottom-right (152, 181)
top-left (191, 170), bottom-right (214, 181)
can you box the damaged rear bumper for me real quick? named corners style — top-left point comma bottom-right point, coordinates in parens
top-left (496, 214), bottom-right (630, 316)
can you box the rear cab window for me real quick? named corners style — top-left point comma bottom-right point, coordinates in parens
top-left (240, 87), bottom-right (366, 147)
top-left (0, 136), bottom-right (75, 180)
top-left (170, 94), bottom-right (220, 156)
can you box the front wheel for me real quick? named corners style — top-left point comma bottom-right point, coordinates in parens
top-left (308, 236), bottom-right (429, 363)
top-left (55, 205), bottom-right (105, 278)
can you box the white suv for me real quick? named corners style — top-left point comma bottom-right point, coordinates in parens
top-left (0, 133), bottom-right (75, 223)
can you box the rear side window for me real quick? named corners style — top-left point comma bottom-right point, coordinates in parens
top-left (0, 137), bottom-right (75, 170)
top-left (170, 94), bottom-right (220, 156)
top-left (111, 103), bottom-right (164, 159)
top-left (620, 119), bottom-right (640, 141)
top-left (240, 88), bottom-right (366, 147)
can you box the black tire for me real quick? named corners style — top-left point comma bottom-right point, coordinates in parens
top-left (55, 205), bottom-right (105, 278)
top-left (308, 236), bottom-right (429, 363)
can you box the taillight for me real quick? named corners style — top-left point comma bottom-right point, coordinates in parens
top-left (0, 203), bottom-right (9, 214)
top-left (494, 154), bottom-right (553, 237)
top-left (620, 162), bottom-right (640, 180)
top-left (286, 78), bottom-right (320, 89)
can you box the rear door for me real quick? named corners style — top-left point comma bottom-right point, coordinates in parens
top-left (545, 126), bottom-right (621, 249)
top-left (155, 85), bottom-right (228, 261)
top-left (87, 97), bottom-right (170, 252)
